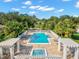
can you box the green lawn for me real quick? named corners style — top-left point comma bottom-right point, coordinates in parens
top-left (72, 33), bottom-right (79, 43)
top-left (74, 40), bottom-right (79, 43)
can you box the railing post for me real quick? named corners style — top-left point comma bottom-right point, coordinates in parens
top-left (10, 46), bottom-right (14, 59)
top-left (58, 37), bottom-right (61, 52)
top-left (16, 41), bottom-right (20, 53)
top-left (0, 47), bottom-right (3, 59)
top-left (74, 47), bottom-right (79, 59)
top-left (63, 45), bottom-right (67, 59)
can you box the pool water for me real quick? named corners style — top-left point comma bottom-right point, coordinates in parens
top-left (29, 33), bottom-right (49, 43)
top-left (32, 49), bottom-right (47, 56)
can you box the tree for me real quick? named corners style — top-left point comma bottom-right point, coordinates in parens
top-left (54, 19), bottom-right (76, 37)
top-left (3, 21), bottom-right (24, 38)
top-left (0, 12), bottom-right (78, 42)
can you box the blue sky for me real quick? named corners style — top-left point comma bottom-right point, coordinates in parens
top-left (0, 0), bottom-right (79, 18)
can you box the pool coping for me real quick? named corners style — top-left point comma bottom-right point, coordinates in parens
top-left (30, 48), bottom-right (47, 57)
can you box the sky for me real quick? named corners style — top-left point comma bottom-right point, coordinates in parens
top-left (0, 0), bottom-right (79, 18)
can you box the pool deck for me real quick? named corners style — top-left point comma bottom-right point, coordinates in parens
top-left (32, 39), bottom-right (62, 56)
top-left (0, 30), bottom-right (79, 59)
top-left (20, 30), bottom-right (62, 56)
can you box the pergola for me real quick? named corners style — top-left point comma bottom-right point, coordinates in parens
top-left (0, 38), bottom-right (20, 59)
top-left (58, 38), bottom-right (79, 59)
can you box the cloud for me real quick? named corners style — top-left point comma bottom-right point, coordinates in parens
top-left (75, 1), bottom-right (79, 8)
top-left (23, 1), bottom-right (32, 5)
top-left (38, 6), bottom-right (55, 11)
top-left (39, 1), bottom-right (43, 3)
top-left (11, 8), bottom-right (20, 11)
top-left (28, 11), bottom-right (36, 15)
top-left (4, 0), bottom-right (12, 2)
top-left (57, 9), bottom-right (64, 13)
top-left (29, 6), bottom-right (40, 9)
top-left (22, 6), bottom-right (27, 9)
top-left (62, 0), bottom-right (71, 2)
top-left (55, 9), bottom-right (64, 13)
top-left (29, 5), bottom-right (55, 11)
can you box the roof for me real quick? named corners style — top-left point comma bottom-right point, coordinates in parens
top-left (60, 38), bottom-right (79, 47)
top-left (0, 38), bottom-right (20, 47)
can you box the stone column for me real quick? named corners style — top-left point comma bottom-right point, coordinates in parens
top-left (10, 46), bottom-right (14, 59)
top-left (63, 45), bottom-right (67, 59)
top-left (74, 47), bottom-right (79, 59)
top-left (0, 47), bottom-right (3, 59)
top-left (17, 41), bottom-right (20, 53)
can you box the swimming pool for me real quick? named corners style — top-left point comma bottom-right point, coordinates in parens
top-left (31, 48), bottom-right (47, 56)
top-left (29, 33), bottom-right (49, 43)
